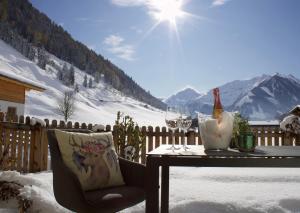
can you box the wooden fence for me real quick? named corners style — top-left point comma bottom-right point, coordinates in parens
top-left (0, 116), bottom-right (47, 173)
top-left (0, 116), bottom-right (300, 173)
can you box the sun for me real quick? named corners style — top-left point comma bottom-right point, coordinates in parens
top-left (151, 0), bottom-right (185, 27)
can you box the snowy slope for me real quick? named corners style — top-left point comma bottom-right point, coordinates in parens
top-left (0, 39), bottom-right (166, 126)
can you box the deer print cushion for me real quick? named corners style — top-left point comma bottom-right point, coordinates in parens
top-left (55, 130), bottom-right (125, 191)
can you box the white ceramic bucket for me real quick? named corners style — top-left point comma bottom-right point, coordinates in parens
top-left (198, 112), bottom-right (234, 150)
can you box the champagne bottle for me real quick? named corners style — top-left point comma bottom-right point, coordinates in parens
top-left (212, 88), bottom-right (223, 120)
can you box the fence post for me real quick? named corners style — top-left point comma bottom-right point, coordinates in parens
top-left (67, 121), bottom-right (73, 129)
top-left (74, 122), bottom-right (80, 129)
top-left (112, 125), bottom-right (119, 153)
top-left (30, 125), bottom-right (41, 172)
top-left (155, 126), bottom-right (160, 148)
top-left (274, 127), bottom-right (280, 146)
top-left (174, 129), bottom-right (179, 145)
top-left (296, 134), bottom-right (300, 146)
top-left (187, 130), bottom-right (195, 145)
top-left (283, 133), bottom-right (293, 146)
top-left (161, 127), bottom-right (167, 145)
top-left (267, 127), bottom-right (272, 146)
top-left (148, 126), bottom-right (153, 152)
top-left (81, 123), bottom-right (87, 129)
top-left (141, 126), bottom-right (147, 164)
top-left (134, 126), bottom-right (140, 163)
top-left (251, 126), bottom-right (258, 146)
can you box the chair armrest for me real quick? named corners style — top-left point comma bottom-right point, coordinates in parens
top-left (118, 157), bottom-right (146, 189)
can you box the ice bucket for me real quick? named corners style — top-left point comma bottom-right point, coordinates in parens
top-left (198, 112), bottom-right (234, 150)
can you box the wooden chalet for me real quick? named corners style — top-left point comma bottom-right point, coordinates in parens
top-left (0, 73), bottom-right (45, 119)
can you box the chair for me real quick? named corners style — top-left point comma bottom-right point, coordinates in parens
top-left (47, 129), bottom-right (145, 213)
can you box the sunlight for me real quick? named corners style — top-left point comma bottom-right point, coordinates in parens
top-left (151, 0), bottom-right (185, 27)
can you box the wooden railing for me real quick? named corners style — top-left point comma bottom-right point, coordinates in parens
top-left (1, 116), bottom-right (300, 172)
top-left (0, 116), bottom-right (47, 173)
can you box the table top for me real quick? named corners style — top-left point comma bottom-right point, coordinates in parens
top-left (147, 145), bottom-right (300, 158)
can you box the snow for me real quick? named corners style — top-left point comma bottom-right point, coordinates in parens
top-left (30, 117), bottom-right (46, 127)
top-left (0, 39), bottom-right (166, 126)
top-left (1, 168), bottom-right (300, 213)
top-left (250, 105), bottom-right (268, 120)
top-left (280, 115), bottom-right (300, 134)
top-left (0, 171), bottom-right (70, 213)
top-left (194, 75), bottom-right (270, 108)
top-left (249, 120), bottom-right (279, 125)
top-left (261, 86), bottom-right (274, 97)
top-left (235, 94), bottom-right (253, 107)
top-left (92, 124), bottom-right (105, 132)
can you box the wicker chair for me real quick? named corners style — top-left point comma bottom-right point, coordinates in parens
top-left (47, 129), bottom-right (145, 213)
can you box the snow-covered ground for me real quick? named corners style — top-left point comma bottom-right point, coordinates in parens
top-left (0, 39), bottom-right (166, 126)
top-left (1, 168), bottom-right (300, 213)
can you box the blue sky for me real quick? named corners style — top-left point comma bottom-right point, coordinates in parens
top-left (30, 0), bottom-right (300, 97)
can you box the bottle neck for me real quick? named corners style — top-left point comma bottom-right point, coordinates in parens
top-left (213, 88), bottom-right (222, 108)
top-left (213, 88), bottom-right (223, 119)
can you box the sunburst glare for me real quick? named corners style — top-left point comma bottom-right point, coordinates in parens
top-left (151, 0), bottom-right (185, 27)
top-left (139, 0), bottom-right (198, 46)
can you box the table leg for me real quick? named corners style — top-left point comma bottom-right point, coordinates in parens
top-left (146, 156), bottom-right (159, 213)
top-left (161, 165), bottom-right (169, 213)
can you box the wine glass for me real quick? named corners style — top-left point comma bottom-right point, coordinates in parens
top-left (178, 107), bottom-right (193, 150)
top-left (165, 106), bottom-right (181, 151)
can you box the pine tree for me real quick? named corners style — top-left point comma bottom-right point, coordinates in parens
top-left (27, 46), bottom-right (36, 61)
top-left (62, 63), bottom-right (68, 73)
top-left (88, 78), bottom-right (93, 88)
top-left (69, 65), bottom-right (75, 86)
top-left (37, 48), bottom-right (48, 69)
top-left (94, 71), bottom-right (100, 83)
top-left (61, 63), bottom-right (70, 85)
top-left (57, 69), bottom-right (63, 81)
top-left (74, 84), bottom-right (79, 93)
top-left (83, 75), bottom-right (87, 88)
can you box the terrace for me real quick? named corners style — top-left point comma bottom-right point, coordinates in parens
top-left (0, 115), bottom-right (300, 212)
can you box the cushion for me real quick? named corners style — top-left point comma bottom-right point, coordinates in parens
top-left (54, 129), bottom-right (125, 191)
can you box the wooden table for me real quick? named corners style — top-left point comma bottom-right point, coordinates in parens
top-left (145, 145), bottom-right (300, 213)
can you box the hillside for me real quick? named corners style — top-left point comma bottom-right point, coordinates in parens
top-left (0, 0), bottom-right (166, 110)
top-left (0, 39), bottom-right (166, 126)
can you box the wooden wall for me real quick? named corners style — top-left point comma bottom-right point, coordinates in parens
top-left (0, 79), bottom-right (25, 104)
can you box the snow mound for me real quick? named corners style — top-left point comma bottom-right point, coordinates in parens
top-left (2, 167), bottom-right (300, 213)
top-left (0, 171), bottom-right (70, 213)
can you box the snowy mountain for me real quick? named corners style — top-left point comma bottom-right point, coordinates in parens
top-left (166, 74), bottom-right (300, 120)
top-left (0, 39), bottom-right (166, 126)
top-left (164, 86), bottom-right (203, 107)
top-left (231, 74), bottom-right (300, 120)
top-left (185, 75), bottom-right (270, 115)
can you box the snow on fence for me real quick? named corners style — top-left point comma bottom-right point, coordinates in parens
top-left (0, 115), bottom-right (300, 173)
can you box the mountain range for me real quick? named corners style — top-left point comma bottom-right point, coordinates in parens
top-left (165, 74), bottom-right (300, 120)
